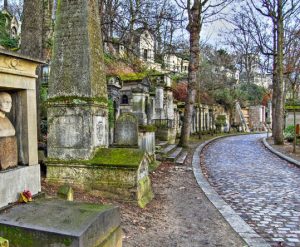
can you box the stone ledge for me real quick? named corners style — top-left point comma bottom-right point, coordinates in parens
top-left (0, 165), bottom-right (41, 209)
top-left (262, 138), bottom-right (300, 168)
top-left (192, 134), bottom-right (271, 247)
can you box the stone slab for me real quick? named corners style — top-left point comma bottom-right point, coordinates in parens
top-left (0, 165), bottom-right (41, 209)
top-left (175, 151), bottom-right (188, 165)
top-left (0, 199), bottom-right (122, 247)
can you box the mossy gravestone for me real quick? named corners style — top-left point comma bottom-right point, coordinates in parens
top-left (47, 0), bottom-right (108, 160)
top-left (114, 113), bottom-right (138, 147)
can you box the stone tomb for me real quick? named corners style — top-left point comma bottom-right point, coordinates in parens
top-left (47, 148), bottom-right (154, 208)
top-left (0, 199), bottom-right (122, 247)
top-left (0, 50), bottom-right (41, 209)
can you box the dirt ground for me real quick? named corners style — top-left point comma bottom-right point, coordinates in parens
top-left (42, 141), bottom-right (246, 247)
top-left (267, 137), bottom-right (300, 162)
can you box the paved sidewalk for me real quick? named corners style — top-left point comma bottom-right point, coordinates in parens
top-left (202, 134), bottom-right (300, 247)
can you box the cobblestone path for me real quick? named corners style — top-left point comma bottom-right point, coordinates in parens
top-left (202, 134), bottom-right (300, 247)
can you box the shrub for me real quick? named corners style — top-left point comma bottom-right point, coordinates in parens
top-left (284, 125), bottom-right (295, 142)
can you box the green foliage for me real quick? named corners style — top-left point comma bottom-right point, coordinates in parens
top-left (285, 105), bottom-right (300, 110)
top-left (239, 83), bottom-right (266, 105)
top-left (0, 12), bottom-right (19, 49)
top-left (284, 125), bottom-right (295, 142)
top-left (286, 98), bottom-right (300, 106)
top-left (215, 115), bottom-right (226, 127)
top-left (104, 52), bottom-right (115, 65)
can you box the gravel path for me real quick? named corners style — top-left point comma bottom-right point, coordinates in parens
top-left (202, 134), bottom-right (300, 247)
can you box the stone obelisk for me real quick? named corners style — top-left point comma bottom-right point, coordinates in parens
top-left (47, 0), bottom-right (108, 160)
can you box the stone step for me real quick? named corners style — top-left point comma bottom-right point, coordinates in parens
top-left (160, 144), bottom-right (177, 154)
top-left (167, 147), bottom-right (183, 162)
top-left (176, 151), bottom-right (188, 165)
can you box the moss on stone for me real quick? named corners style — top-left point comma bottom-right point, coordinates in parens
top-left (149, 161), bottom-right (161, 172)
top-left (137, 176), bottom-right (154, 208)
top-left (47, 148), bottom-right (145, 168)
top-left (119, 72), bottom-right (147, 81)
top-left (88, 148), bottom-right (144, 167)
top-left (47, 96), bottom-right (108, 106)
top-left (0, 225), bottom-right (73, 247)
top-left (139, 125), bottom-right (157, 133)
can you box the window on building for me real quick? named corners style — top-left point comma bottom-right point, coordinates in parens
top-left (121, 95), bottom-right (129, 104)
top-left (143, 49), bottom-right (148, 61)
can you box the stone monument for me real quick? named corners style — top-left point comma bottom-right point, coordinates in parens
top-left (0, 49), bottom-right (41, 209)
top-left (0, 92), bottom-right (17, 170)
top-left (47, 0), bottom-right (108, 160)
top-left (46, 0), bottom-right (153, 210)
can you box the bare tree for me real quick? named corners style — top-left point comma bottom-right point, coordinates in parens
top-left (241, 0), bottom-right (300, 144)
top-left (174, 0), bottom-right (233, 147)
top-left (21, 0), bottom-right (54, 140)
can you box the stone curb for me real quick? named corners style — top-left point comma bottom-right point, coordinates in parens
top-left (262, 138), bottom-right (300, 168)
top-left (192, 134), bottom-right (271, 247)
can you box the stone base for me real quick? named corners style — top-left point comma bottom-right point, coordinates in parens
top-left (46, 149), bottom-right (154, 208)
top-left (0, 165), bottom-right (41, 209)
top-left (47, 104), bottom-right (109, 160)
top-left (0, 199), bottom-right (122, 247)
top-left (156, 128), bottom-right (176, 144)
top-left (0, 136), bottom-right (17, 170)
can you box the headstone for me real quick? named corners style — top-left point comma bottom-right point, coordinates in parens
top-left (114, 113), bottom-right (138, 147)
top-left (0, 92), bottom-right (17, 170)
top-left (47, 0), bottom-right (108, 160)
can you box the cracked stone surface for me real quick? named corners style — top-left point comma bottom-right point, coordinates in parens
top-left (202, 134), bottom-right (300, 247)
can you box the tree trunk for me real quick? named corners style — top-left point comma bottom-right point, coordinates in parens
top-left (3, 0), bottom-right (8, 10)
top-left (293, 85), bottom-right (296, 152)
top-left (273, 0), bottom-right (285, 145)
top-left (179, 2), bottom-right (201, 147)
top-left (21, 0), bottom-right (53, 142)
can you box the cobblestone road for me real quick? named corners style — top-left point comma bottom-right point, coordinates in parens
top-left (202, 134), bottom-right (300, 247)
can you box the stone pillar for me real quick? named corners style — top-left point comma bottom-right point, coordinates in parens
top-left (155, 86), bottom-right (164, 119)
top-left (131, 90), bottom-right (147, 125)
top-left (268, 100), bottom-right (272, 124)
top-left (165, 88), bottom-right (174, 120)
top-left (47, 0), bottom-right (108, 160)
top-left (148, 95), bottom-right (155, 124)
